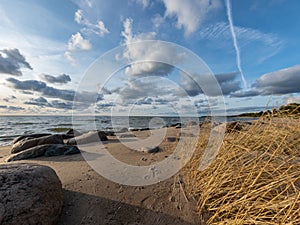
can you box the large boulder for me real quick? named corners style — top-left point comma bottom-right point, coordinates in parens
top-left (11, 135), bottom-right (64, 154)
top-left (0, 163), bottom-right (63, 225)
top-left (12, 133), bottom-right (52, 144)
top-left (6, 144), bottom-right (80, 162)
top-left (66, 131), bottom-right (108, 145)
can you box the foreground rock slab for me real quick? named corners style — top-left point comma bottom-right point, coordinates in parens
top-left (11, 135), bottom-right (64, 154)
top-left (0, 163), bottom-right (63, 225)
top-left (6, 144), bottom-right (80, 162)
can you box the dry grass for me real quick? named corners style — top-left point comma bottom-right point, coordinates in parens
top-left (185, 115), bottom-right (300, 224)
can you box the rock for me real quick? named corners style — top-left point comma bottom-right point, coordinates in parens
top-left (61, 129), bottom-right (83, 140)
top-left (12, 133), bottom-right (52, 144)
top-left (166, 137), bottom-right (177, 142)
top-left (139, 128), bottom-right (150, 131)
top-left (66, 129), bottom-right (82, 137)
top-left (170, 123), bottom-right (181, 128)
top-left (119, 133), bottom-right (136, 138)
top-left (128, 127), bottom-right (139, 132)
top-left (0, 163), bottom-right (63, 225)
top-left (141, 146), bottom-right (160, 153)
top-left (11, 135), bottom-right (64, 154)
top-left (6, 144), bottom-right (80, 162)
top-left (45, 145), bottom-right (80, 156)
top-left (117, 127), bottom-right (128, 133)
top-left (66, 131), bottom-right (108, 145)
top-left (104, 131), bottom-right (115, 136)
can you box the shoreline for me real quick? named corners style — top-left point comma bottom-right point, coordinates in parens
top-left (0, 126), bottom-right (202, 225)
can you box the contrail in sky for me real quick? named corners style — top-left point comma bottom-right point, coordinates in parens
top-left (225, 0), bottom-right (247, 89)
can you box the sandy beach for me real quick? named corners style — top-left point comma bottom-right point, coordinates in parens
top-left (0, 127), bottom-right (202, 225)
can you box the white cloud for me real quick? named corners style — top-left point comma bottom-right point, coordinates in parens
top-left (286, 96), bottom-right (300, 104)
top-left (199, 22), bottom-right (283, 62)
top-left (120, 18), bottom-right (184, 76)
top-left (74, 9), bottom-right (110, 37)
top-left (74, 9), bottom-right (84, 24)
top-left (85, 0), bottom-right (93, 7)
top-left (134, 0), bottom-right (150, 8)
top-left (163, 0), bottom-right (221, 36)
top-left (65, 32), bottom-right (91, 64)
top-left (152, 14), bottom-right (164, 29)
top-left (67, 32), bottom-right (92, 51)
top-left (95, 21), bottom-right (110, 36)
top-left (64, 51), bottom-right (75, 65)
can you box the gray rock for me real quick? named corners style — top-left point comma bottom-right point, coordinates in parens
top-left (117, 127), bottom-right (128, 133)
top-left (44, 145), bottom-right (80, 156)
top-left (66, 130), bottom-right (108, 145)
top-left (166, 137), bottom-right (177, 142)
top-left (6, 144), bottom-right (80, 162)
top-left (119, 133), bottom-right (136, 138)
top-left (141, 146), bottom-right (160, 153)
top-left (11, 135), bottom-right (64, 154)
top-left (104, 131), bottom-right (115, 136)
top-left (66, 129), bottom-right (82, 137)
top-left (12, 133), bottom-right (52, 144)
top-left (170, 123), bottom-right (181, 128)
top-left (0, 163), bottom-right (63, 225)
top-left (61, 129), bottom-right (83, 140)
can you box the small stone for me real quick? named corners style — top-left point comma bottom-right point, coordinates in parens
top-left (141, 146), bottom-right (160, 153)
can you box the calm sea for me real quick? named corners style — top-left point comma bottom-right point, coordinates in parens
top-left (0, 115), bottom-right (253, 146)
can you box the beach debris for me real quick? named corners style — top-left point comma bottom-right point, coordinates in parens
top-left (12, 133), bottom-right (51, 144)
top-left (6, 144), bottom-right (80, 162)
top-left (0, 163), bottom-right (63, 225)
top-left (66, 130), bottom-right (108, 145)
top-left (11, 134), bottom-right (64, 154)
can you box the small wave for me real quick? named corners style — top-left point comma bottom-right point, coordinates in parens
top-left (56, 123), bottom-right (73, 127)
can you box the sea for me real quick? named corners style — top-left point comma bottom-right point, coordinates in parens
top-left (0, 115), bottom-right (254, 146)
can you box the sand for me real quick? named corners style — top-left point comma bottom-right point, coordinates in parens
top-left (0, 127), bottom-right (203, 225)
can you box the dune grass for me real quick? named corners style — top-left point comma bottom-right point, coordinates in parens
top-left (184, 114), bottom-right (300, 224)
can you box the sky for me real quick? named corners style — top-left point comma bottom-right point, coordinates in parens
top-left (0, 0), bottom-right (299, 116)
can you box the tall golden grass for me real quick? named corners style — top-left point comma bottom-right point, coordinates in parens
top-left (185, 115), bottom-right (300, 224)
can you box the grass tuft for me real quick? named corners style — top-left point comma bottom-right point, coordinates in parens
top-left (185, 113), bottom-right (300, 224)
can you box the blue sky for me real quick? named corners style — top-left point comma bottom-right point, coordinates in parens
top-left (0, 0), bottom-right (299, 115)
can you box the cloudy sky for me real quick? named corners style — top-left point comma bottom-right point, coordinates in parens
top-left (0, 0), bottom-right (299, 115)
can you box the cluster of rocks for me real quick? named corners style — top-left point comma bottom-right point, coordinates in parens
top-left (6, 129), bottom-right (109, 162)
